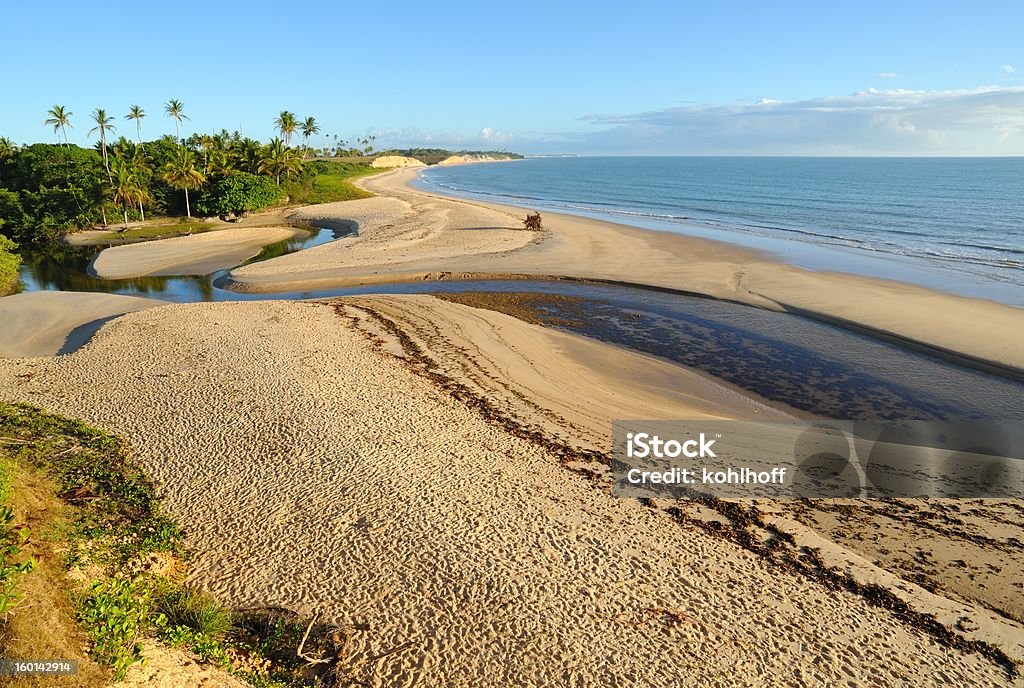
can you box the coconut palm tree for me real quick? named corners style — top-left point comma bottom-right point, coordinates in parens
top-left (0, 137), bottom-right (15, 160)
top-left (165, 99), bottom-right (189, 142)
top-left (233, 138), bottom-right (263, 174)
top-left (274, 111), bottom-right (298, 147)
top-left (126, 105), bottom-right (146, 146)
top-left (162, 148), bottom-right (206, 217)
top-left (208, 148), bottom-right (231, 177)
top-left (259, 138), bottom-right (303, 185)
top-left (109, 157), bottom-right (144, 229)
top-left (44, 105), bottom-right (73, 148)
top-left (114, 140), bottom-right (154, 220)
top-left (301, 116), bottom-right (320, 157)
top-left (89, 109), bottom-right (117, 181)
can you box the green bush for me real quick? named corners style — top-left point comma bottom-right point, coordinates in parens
top-left (79, 578), bottom-right (149, 680)
top-left (196, 172), bottom-right (280, 217)
top-left (0, 234), bottom-right (21, 295)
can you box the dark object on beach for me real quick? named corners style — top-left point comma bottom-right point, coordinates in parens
top-left (524, 211), bottom-right (543, 231)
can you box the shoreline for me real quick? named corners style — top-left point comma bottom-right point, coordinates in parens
top-left (223, 168), bottom-right (1024, 375)
top-left (413, 161), bottom-right (1024, 308)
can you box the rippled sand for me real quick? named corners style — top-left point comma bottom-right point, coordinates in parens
top-left (0, 300), bottom-right (1015, 687)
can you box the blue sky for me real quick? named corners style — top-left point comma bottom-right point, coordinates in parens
top-left (3, 0), bottom-right (1022, 155)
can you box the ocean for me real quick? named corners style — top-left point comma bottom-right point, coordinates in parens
top-left (415, 157), bottom-right (1024, 305)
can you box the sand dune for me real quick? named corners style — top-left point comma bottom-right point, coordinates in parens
top-left (371, 155), bottom-right (425, 168)
top-left (227, 169), bottom-right (1024, 374)
top-left (0, 299), bottom-right (1016, 687)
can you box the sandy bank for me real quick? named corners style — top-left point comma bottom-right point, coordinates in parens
top-left (437, 154), bottom-right (519, 165)
top-left (228, 169), bottom-right (1024, 374)
top-left (0, 291), bottom-right (163, 357)
top-left (349, 295), bottom-right (793, 447)
top-left (0, 299), bottom-right (1016, 686)
top-left (91, 226), bottom-right (306, 279)
top-left (371, 155), bottom-right (425, 168)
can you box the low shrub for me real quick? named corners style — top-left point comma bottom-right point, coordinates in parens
top-left (78, 578), bottom-right (149, 680)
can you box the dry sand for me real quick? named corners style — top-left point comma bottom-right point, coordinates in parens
top-left (0, 291), bottom-right (162, 357)
top-left (228, 169), bottom-right (1024, 374)
top-left (0, 299), bottom-right (1018, 687)
top-left (115, 640), bottom-right (248, 688)
top-left (91, 226), bottom-right (306, 279)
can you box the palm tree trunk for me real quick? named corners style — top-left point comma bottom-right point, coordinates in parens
top-left (102, 143), bottom-right (111, 182)
top-left (123, 207), bottom-right (129, 229)
top-left (184, 188), bottom-right (191, 218)
top-left (139, 200), bottom-right (145, 221)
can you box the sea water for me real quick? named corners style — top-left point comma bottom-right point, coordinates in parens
top-left (416, 157), bottom-right (1024, 305)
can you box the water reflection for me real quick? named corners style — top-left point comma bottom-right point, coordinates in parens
top-left (18, 224), bottom-right (352, 303)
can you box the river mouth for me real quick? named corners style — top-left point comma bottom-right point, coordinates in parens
top-left (13, 229), bottom-right (1024, 421)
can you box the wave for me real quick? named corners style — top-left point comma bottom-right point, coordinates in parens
top-left (417, 166), bottom-right (1024, 280)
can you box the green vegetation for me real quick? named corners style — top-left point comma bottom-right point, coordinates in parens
top-left (0, 235), bottom-right (20, 295)
top-left (0, 403), bottom-right (343, 686)
top-left (0, 498), bottom-right (35, 618)
top-left (157, 586), bottom-right (234, 638)
top-left (282, 160), bottom-right (379, 205)
top-left (196, 172), bottom-right (281, 218)
top-left (79, 578), bottom-right (149, 678)
top-left (0, 103), bottom-right (383, 250)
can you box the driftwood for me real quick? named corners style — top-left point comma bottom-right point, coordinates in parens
top-left (296, 615), bottom-right (331, 665)
top-left (523, 211), bottom-right (543, 231)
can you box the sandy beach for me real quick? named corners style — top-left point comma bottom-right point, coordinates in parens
top-left (0, 299), bottom-right (1018, 687)
top-left (215, 169), bottom-right (1024, 374)
top-left (0, 290), bottom-right (162, 357)
top-left (1, 167), bottom-right (1022, 687)
top-left (90, 225), bottom-right (307, 279)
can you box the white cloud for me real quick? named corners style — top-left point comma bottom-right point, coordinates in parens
top-left (479, 127), bottom-right (513, 143)
top-left (559, 85), bottom-right (1024, 155)
top-left (371, 125), bottom-right (518, 150)
top-left (878, 72), bottom-right (899, 79)
top-left (1004, 64), bottom-right (1017, 74)
top-left (367, 85), bottom-right (1024, 155)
